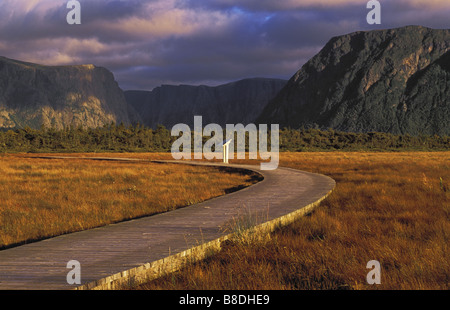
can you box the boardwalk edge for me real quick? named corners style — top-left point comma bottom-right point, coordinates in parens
top-left (75, 182), bottom-right (335, 290)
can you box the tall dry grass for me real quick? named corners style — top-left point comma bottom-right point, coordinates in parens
top-left (0, 153), bottom-right (260, 249)
top-left (139, 152), bottom-right (449, 290)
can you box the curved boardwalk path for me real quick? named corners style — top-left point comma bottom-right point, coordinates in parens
top-left (0, 159), bottom-right (335, 290)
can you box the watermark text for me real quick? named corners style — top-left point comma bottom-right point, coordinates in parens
top-left (171, 116), bottom-right (279, 170)
top-left (367, 0), bottom-right (381, 25)
top-left (67, 0), bottom-right (81, 25)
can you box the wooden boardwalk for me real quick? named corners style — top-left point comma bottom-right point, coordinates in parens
top-left (0, 159), bottom-right (335, 290)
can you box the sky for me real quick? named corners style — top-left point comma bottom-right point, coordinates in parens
top-left (0, 0), bottom-right (449, 91)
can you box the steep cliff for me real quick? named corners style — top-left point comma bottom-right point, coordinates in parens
top-left (125, 78), bottom-right (287, 128)
top-left (0, 56), bottom-right (139, 129)
top-left (257, 26), bottom-right (450, 135)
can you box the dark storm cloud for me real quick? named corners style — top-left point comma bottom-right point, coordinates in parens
top-left (0, 0), bottom-right (449, 90)
top-left (0, 0), bottom-right (146, 42)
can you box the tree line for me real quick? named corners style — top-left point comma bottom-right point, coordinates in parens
top-left (0, 123), bottom-right (448, 153)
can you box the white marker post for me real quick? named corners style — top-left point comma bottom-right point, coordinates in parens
top-left (222, 139), bottom-right (232, 164)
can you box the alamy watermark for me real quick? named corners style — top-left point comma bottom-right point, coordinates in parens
top-left (171, 116), bottom-right (280, 171)
top-left (66, 260), bottom-right (81, 285)
top-left (367, 0), bottom-right (381, 25)
top-left (65, 2), bottom-right (381, 27)
top-left (67, 0), bottom-right (81, 25)
top-left (64, 258), bottom-right (381, 286)
top-left (366, 260), bottom-right (381, 285)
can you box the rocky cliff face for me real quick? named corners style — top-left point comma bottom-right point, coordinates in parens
top-left (125, 78), bottom-right (287, 128)
top-left (0, 56), bottom-right (139, 129)
top-left (257, 26), bottom-right (450, 135)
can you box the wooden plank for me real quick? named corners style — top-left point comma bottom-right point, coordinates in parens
top-left (0, 160), bottom-right (335, 290)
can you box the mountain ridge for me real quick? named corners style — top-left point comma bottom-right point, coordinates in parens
top-left (256, 25), bottom-right (450, 135)
top-left (1, 25), bottom-right (449, 136)
top-left (125, 77), bottom-right (287, 128)
top-left (0, 56), bottom-right (139, 130)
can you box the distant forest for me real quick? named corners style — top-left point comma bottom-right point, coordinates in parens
top-left (0, 123), bottom-right (448, 153)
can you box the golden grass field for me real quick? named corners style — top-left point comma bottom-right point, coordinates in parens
top-left (0, 153), bottom-right (260, 249)
top-left (138, 152), bottom-right (449, 290)
top-left (0, 151), bottom-right (448, 290)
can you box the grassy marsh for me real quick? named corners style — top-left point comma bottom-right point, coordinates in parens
top-left (138, 152), bottom-right (449, 290)
top-left (0, 153), bottom-right (260, 249)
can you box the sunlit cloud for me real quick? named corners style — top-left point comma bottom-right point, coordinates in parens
top-left (404, 0), bottom-right (450, 9)
top-left (0, 0), bottom-right (448, 90)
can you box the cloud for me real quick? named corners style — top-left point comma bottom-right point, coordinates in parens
top-left (181, 0), bottom-right (373, 12)
top-left (403, 0), bottom-right (450, 9)
top-left (0, 0), bottom-right (448, 90)
top-left (183, 0), bottom-right (450, 11)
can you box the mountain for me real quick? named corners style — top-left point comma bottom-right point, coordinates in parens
top-left (0, 56), bottom-right (285, 130)
top-left (125, 78), bottom-right (287, 129)
top-left (257, 26), bottom-right (450, 136)
top-left (0, 56), bottom-right (139, 130)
